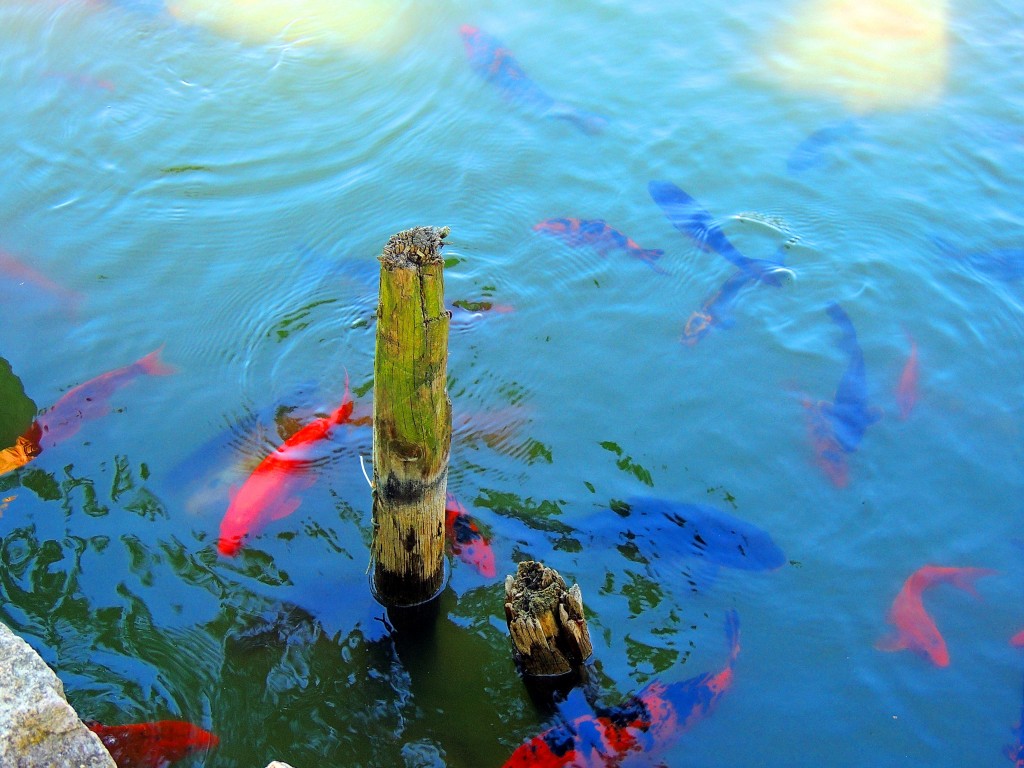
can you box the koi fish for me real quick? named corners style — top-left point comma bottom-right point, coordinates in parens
top-left (84, 719), bottom-right (218, 768)
top-left (445, 492), bottom-right (497, 578)
top-left (681, 269), bottom-right (752, 345)
top-left (533, 218), bottom-right (665, 273)
top-left (0, 249), bottom-right (83, 313)
top-left (932, 236), bottom-right (1024, 283)
top-left (23, 347), bottom-right (175, 455)
top-left (1009, 614), bottom-right (1024, 765)
top-left (647, 180), bottom-right (793, 286)
top-left (588, 496), bottom-right (785, 578)
top-left (459, 24), bottom-right (606, 135)
top-left (803, 303), bottom-right (881, 486)
top-left (502, 610), bottom-right (739, 767)
top-left (0, 435), bottom-right (41, 477)
top-left (217, 381), bottom-right (354, 556)
top-left (875, 565), bottom-right (996, 667)
top-left (165, 382), bottom-right (337, 515)
top-left (42, 70), bottom-right (116, 92)
top-left (1008, 676), bottom-right (1024, 767)
top-left (648, 180), bottom-right (794, 343)
top-left (786, 118), bottom-right (862, 173)
top-left (896, 331), bottom-right (919, 420)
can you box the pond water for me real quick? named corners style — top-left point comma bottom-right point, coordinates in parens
top-left (1, 0), bottom-right (1023, 766)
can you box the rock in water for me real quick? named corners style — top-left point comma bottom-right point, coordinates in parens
top-left (0, 621), bottom-right (115, 767)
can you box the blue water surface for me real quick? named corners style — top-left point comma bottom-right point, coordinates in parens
top-left (1, 1), bottom-right (1023, 767)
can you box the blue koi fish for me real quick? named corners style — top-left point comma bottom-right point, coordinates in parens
top-left (932, 236), bottom-right (1024, 283)
top-left (586, 496), bottom-right (786, 581)
top-left (786, 118), bottom-right (862, 174)
top-left (804, 302), bottom-right (881, 486)
top-left (502, 610), bottom-right (740, 767)
top-left (459, 25), bottom-right (606, 135)
top-left (647, 180), bottom-right (792, 286)
top-left (648, 180), bottom-right (793, 343)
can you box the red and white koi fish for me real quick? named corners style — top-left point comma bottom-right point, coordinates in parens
top-left (896, 331), bottom-right (919, 420)
top-left (24, 346), bottom-right (176, 453)
top-left (503, 610), bottom-right (739, 767)
top-left (85, 719), bottom-right (218, 768)
top-left (445, 492), bottom-right (497, 578)
top-left (534, 218), bottom-right (665, 273)
top-left (217, 382), bottom-right (354, 556)
top-left (876, 565), bottom-right (996, 667)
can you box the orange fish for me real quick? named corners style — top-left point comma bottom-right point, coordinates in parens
top-left (445, 492), bottom-right (497, 578)
top-left (876, 565), bottom-right (996, 666)
top-left (85, 719), bottom-right (218, 768)
top-left (1011, 629), bottom-right (1024, 648)
top-left (896, 332), bottom-right (919, 419)
top-left (217, 381), bottom-right (354, 556)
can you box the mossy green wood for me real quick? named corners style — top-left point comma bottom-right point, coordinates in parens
top-left (371, 226), bottom-right (453, 606)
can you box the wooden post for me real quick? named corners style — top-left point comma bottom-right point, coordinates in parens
top-left (504, 561), bottom-right (593, 677)
top-left (370, 226), bottom-right (453, 607)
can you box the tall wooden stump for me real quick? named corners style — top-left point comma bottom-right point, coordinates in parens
top-left (370, 226), bottom-right (453, 607)
top-left (504, 561), bottom-right (593, 677)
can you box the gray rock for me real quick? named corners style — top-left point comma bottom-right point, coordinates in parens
top-left (0, 621), bottom-right (115, 768)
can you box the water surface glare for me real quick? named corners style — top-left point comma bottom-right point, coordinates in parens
top-left (1, 1), bottom-right (1023, 767)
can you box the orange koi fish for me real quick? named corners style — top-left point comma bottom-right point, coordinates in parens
top-left (217, 382), bottom-right (354, 556)
top-left (445, 492), bottom-right (497, 578)
top-left (503, 610), bottom-right (739, 767)
top-left (876, 565), bottom-right (996, 667)
top-left (1011, 629), bottom-right (1024, 648)
top-left (85, 719), bottom-right (218, 768)
top-left (896, 332), bottom-right (919, 420)
top-left (25, 346), bottom-right (176, 453)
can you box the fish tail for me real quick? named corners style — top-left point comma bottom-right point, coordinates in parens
top-left (138, 345), bottom-right (177, 376)
top-left (825, 302), bottom-right (859, 355)
top-left (551, 104), bottom-right (607, 135)
top-left (637, 248), bottom-right (668, 273)
top-left (331, 369), bottom-right (354, 424)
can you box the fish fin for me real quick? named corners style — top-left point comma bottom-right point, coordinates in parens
top-left (138, 345), bottom-right (177, 376)
top-left (638, 248), bottom-right (669, 274)
top-left (269, 496), bottom-right (302, 521)
top-left (682, 560), bottom-right (720, 592)
top-left (724, 608), bottom-right (740, 662)
top-left (948, 568), bottom-right (998, 598)
top-left (875, 633), bottom-right (907, 653)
